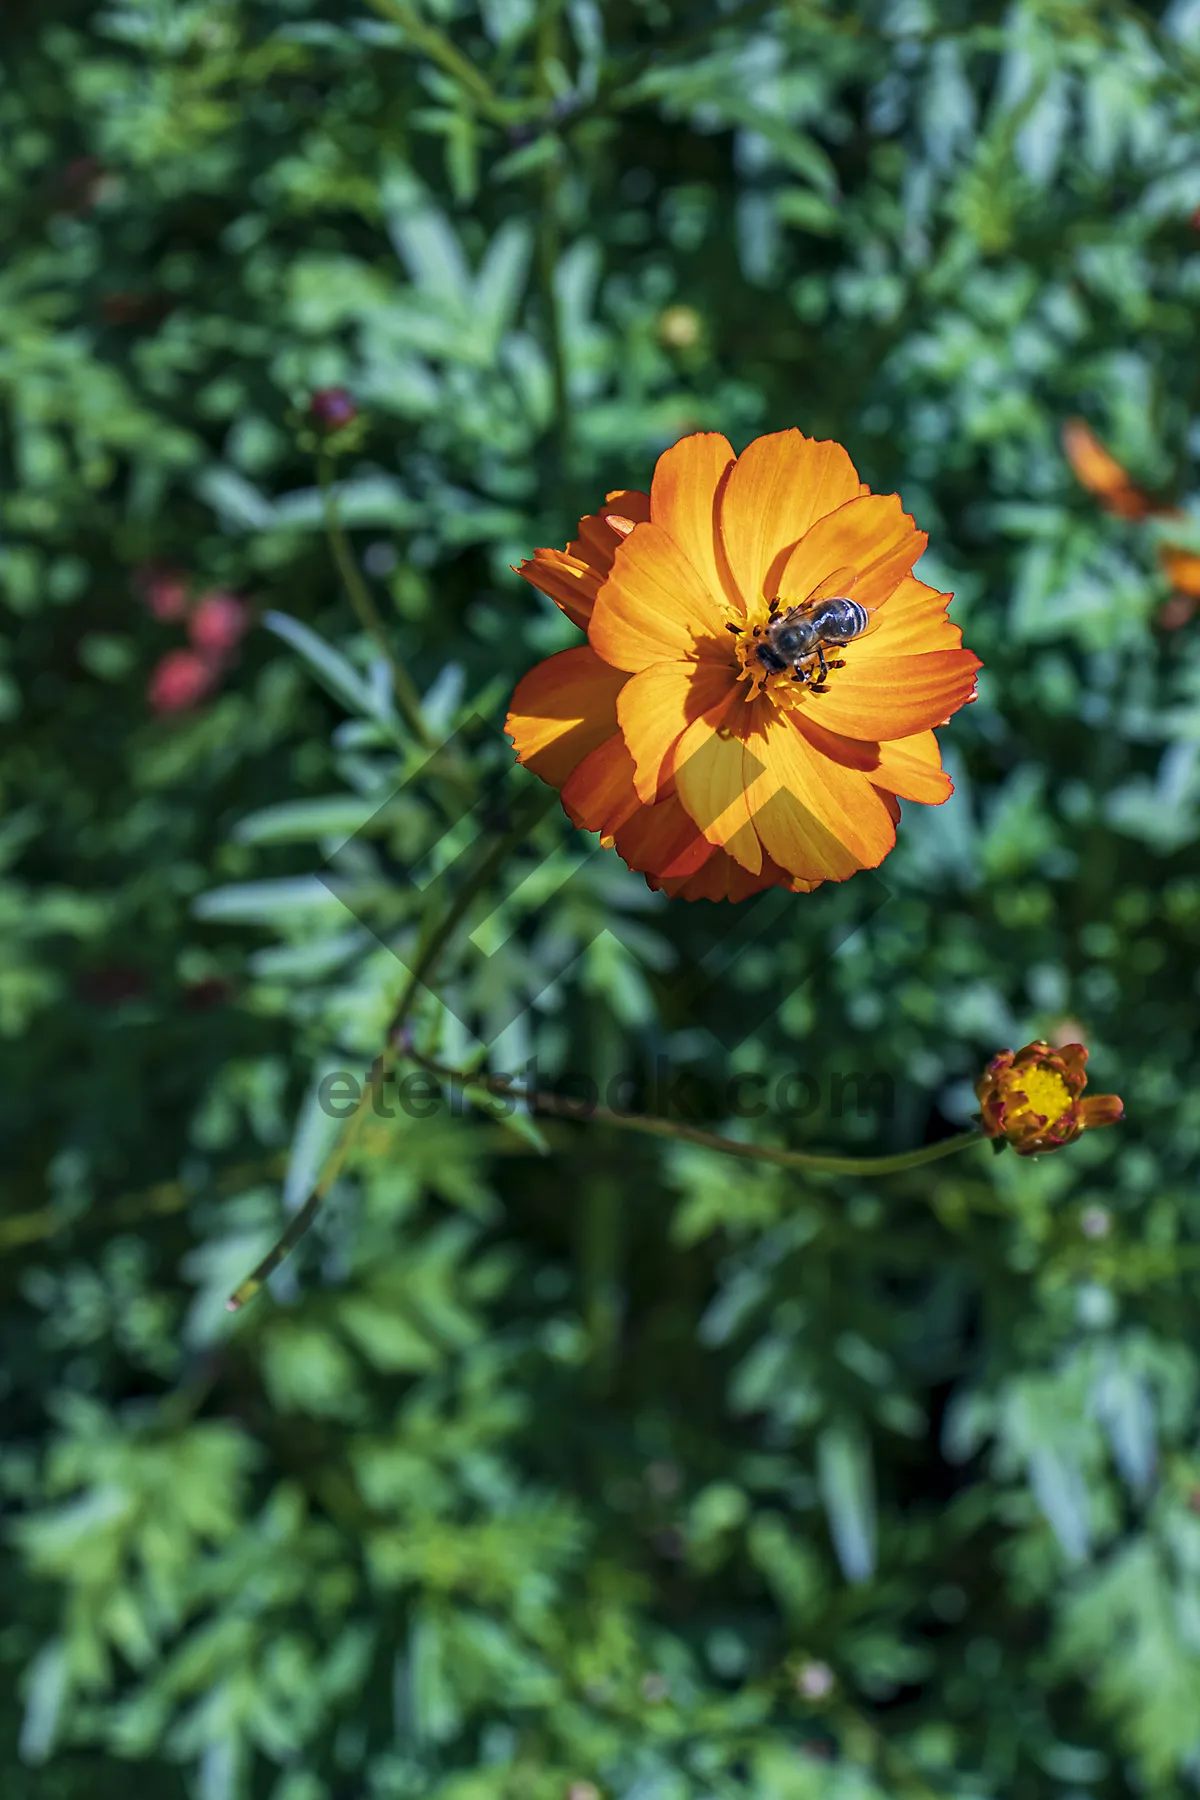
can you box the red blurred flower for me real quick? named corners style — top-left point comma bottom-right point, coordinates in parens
top-left (182, 976), bottom-right (235, 1010)
top-left (148, 649), bottom-right (220, 714)
top-left (977, 1040), bottom-right (1123, 1156)
top-left (1159, 594), bottom-right (1198, 632)
top-left (309, 387), bottom-right (358, 432)
top-left (188, 591), bottom-right (250, 658)
top-left (134, 561), bottom-right (190, 621)
top-left (100, 291), bottom-right (172, 328)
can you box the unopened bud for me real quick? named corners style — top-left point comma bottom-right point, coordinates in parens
top-left (309, 387), bottom-right (358, 432)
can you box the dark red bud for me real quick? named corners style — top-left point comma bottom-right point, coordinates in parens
top-left (309, 387), bottom-right (358, 432)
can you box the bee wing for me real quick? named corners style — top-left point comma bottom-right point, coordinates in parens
top-left (798, 567), bottom-right (883, 639)
top-left (801, 566), bottom-right (858, 606)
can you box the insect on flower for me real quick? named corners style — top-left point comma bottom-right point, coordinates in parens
top-left (505, 429), bottom-right (981, 899)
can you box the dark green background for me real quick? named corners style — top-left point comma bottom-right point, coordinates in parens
top-left (4, 1), bottom-right (1200, 1795)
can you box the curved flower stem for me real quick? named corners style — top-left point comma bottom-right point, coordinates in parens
top-left (225, 805), bottom-right (549, 1311)
top-left (402, 1044), bottom-right (985, 1177)
top-left (318, 456), bottom-right (431, 745)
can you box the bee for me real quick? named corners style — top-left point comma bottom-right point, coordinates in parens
top-left (749, 594), bottom-right (870, 690)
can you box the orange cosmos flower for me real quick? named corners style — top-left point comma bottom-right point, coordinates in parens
top-left (1062, 420), bottom-right (1200, 629)
top-left (505, 430), bottom-right (981, 899)
top-left (976, 1040), bottom-right (1124, 1157)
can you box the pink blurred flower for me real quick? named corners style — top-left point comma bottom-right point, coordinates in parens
top-left (188, 591), bottom-right (250, 658)
top-left (148, 649), bottom-right (220, 714)
top-left (134, 561), bottom-right (190, 621)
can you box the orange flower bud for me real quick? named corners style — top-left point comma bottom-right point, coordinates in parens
top-left (976, 1040), bottom-right (1123, 1157)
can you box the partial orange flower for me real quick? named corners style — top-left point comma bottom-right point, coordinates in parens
top-left (1158, 548), bottom-right (1200, 630)
top-left (976, 1040), bottom-right (1123, 1157)
top-left (506, 430), bottom-right (980, 899)
top-left (1063, 419), bottom-right (1200, 630)
top-left (1062, 419), bottom-right (1157, 520)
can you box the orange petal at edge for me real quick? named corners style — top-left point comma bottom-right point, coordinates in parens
top-left (505, 644), bottom-right (627, 789)
top-left (719, 429), bottom-right (864, 614)
top-left (518, 488), bottom-right (651, 627)
top-left (650, 431), bottom-right (741, 618)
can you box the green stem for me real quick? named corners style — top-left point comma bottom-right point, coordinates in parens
top-left (226, 1092), bottom-right (372, 1312)
top-left (403, 1046), bottom-right (985, 1177)
top-left (318, 457), bottom-right (430, 744)
top-left (225, 801), bottom-right (551, 1311)
top-left (387, 788), bottom-right (556, 1036)
top-left (363, 0), bottom-right (521, 125)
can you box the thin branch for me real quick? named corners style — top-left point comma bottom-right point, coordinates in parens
top-left (318, 457), bottom-right (431, 745)
top-left (226, 798), bottom-right (552, 1310)
top-left (401, 1042), bottom-right (986, 1178)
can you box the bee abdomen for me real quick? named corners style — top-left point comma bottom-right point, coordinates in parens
top-left (811, 597), bottom-right (869, 641)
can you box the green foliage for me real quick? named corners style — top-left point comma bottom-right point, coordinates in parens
top-left (4, 0), bottom-right (1200, 1796)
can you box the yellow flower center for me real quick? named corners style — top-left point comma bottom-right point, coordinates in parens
top-left (727, 602), bottom-right (847, 704)
top-left (1016, 1067), bottom-right (1072, 1122)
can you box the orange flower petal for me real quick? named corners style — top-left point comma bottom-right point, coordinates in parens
top-left (672, 695), bottom-right (764, 874)
top-left (772, 491), bottom-right (927, 615)
top-left (802, 647), bottom-right (979, 742)
top-left (617, 657), bottom-right (735, 804)
top-left (1080, 1094), bottom-right (1125, 1130)
top-left (589, 521), bottom-right (729, 672)
top-left (653, 848), bottom-right (821, 901)
top-left (612, 791), bottom-right (717, 881)
top-left (1062, 420), bottom-right (1152, 520)
top-left (719, 429), bottom-right (865, 611)
top-left (750, 707), bottom-right (896, 880)
top-left (650, 432), bottom-right (740, 614)
top-left (852, 575), bottom-right (960, 654)
top-left (1161, 546), bottom-right (1200, 598)
top-left (561, 732), bottom-right (644, 839)
top-left (517, 489), bottom-right (651, 627)
top-left (785, 711), bottom-right (886, 774)
top-left (505, 644), bottom-right (627, 787)
top-left (868, 729), bottom-right (953, 805)
top-left (798, 580), bottom-right (979, 741)
top-left (782, 713), bottom-right (951, 805)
